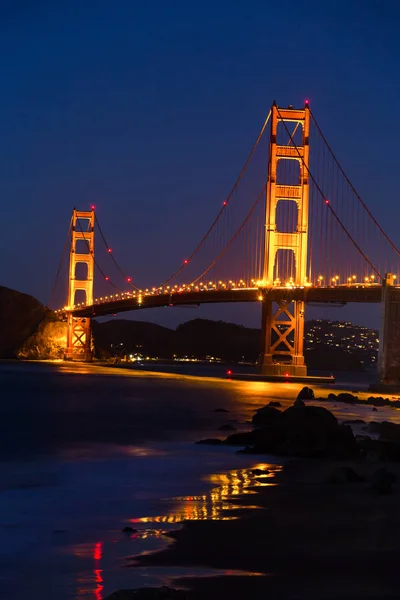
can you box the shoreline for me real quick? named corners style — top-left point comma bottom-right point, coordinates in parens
top-left (111, 456), bottom-right (400, 599)
top-left (105, 396), bottom-right (400, 599)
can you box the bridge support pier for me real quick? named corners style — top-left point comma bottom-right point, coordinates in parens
top-left (66, 314), bottom-right (92, 362)
top-left (260, 296), bottom-right (307, 376)
top-left (378, 274), bottom-right (400, 385)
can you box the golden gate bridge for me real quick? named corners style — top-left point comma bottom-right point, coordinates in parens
top-left (50, 102), bottom-right (400, 384)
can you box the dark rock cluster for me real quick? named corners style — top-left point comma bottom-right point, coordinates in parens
top-left (199, 400), bottom-right (357, 459)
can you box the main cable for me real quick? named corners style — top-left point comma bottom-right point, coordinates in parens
top-left (276, 106), bottom-right (381, 279)
top-left (94, 214), bottom-right (141, 291)
top-left (76, 217), bottom-right (126, 295)
top-left (310, 109), bottom-right (400, 258)
top-left (155, 109), bottom-right (272, 289)
top-left (47, 216), bottom-right (73, 309)
top-left (186, 188), bottom-right (265, 287)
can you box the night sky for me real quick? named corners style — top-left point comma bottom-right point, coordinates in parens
top-left (1, 0), bottom-right (399, 330)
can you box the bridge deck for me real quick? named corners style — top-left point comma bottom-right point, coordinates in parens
top-left (69, 285), bottom-right (383, 318)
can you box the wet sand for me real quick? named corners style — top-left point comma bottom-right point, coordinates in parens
top-left (127, 458), bottom-right (400, 599)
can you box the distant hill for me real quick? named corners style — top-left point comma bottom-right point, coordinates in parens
top-left (92, 318), bottom-right (260, 362)
top-left (0, 285), bottom-right (373, 370)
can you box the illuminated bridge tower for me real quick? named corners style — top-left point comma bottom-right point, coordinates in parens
top-left (65, 209), bottom-right (95, 362)
top-left (261, 102), bottom-right (310, 376)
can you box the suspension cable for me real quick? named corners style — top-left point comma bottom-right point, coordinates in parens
top-left (276, 106), bottom-right (381, 279)
top-left (185, 189), bottom-right (265, 287)
top-left (76, 217), bottom-right (126, 295)
top-left (47, 216), bottom-right (73, 309)
top-left (155, 109), bottom-right (272, 289)
top-left (310, 109), bottom-right (400, 258)
top-left (94, 214), bottom-right (141, 291)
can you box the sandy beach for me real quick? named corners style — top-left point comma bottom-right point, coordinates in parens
top-left (116, 457), bottom-right (400, 599)
top-left (104, 387), bottom-right (400, 600)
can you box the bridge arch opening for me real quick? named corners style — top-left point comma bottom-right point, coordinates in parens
top-left (75, 262), bottom-right (89, 281)
top-left (275, 200), bottom-right (298, 233)
top-left (73, 289), bottom-right (87, 306)
top-left (274, 248), bottom-right (296, 283)
top-left (276, 158), bottom-right (300, 186)
top-left (75, 239), bottom-right (91, 255)
top-left (276, 120), bottom-right (303, 147)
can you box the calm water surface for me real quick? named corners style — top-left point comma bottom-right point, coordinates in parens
top-left (0, 362), bottom-right (398, 599)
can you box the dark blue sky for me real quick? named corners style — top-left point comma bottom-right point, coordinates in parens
top-left (1, 0), bottom-right (399, 329)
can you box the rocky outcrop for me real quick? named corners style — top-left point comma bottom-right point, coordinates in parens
top-left (326, 393), bottom-right (400, 409)
top-left (200, 402), bottom-right (358, 459)
top-left (297, 386), bottom-right (315, 400)
top-left (18, 313), bottom-right (67, 359)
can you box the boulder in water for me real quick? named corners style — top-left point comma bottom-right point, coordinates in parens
top-left (252, 405), bottom-right (283, 427)
top-left (297, 386), bottom-right (315, 400)
top-left (122, 526), bottom-right (137, 534)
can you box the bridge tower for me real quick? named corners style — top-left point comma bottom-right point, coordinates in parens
top-left (65, 209), bottom-right (95, 362)
top-left (261, 102), bottom-right (310, 376)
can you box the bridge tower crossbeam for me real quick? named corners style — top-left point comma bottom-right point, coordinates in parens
top-left (261, 102), bottom-right (310, 376)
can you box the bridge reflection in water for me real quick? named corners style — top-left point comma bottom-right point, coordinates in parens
top-left (132, 462), bottom-right (282, 527)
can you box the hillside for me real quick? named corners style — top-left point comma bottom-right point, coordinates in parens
top-left (0, 286), bottom-right (49, 358)
top-left (0, 286), bottom-right (375, 370)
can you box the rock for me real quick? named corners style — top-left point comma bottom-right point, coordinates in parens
top-left (217, 424), bottom-right (237, 432)
top-left (371, 468), bottom-right (396, 494)
top-left (252, 405), bottom-right (283, 427)
top-left (274, 406), bottom-right (357, 459)
top-left (328, 466), bottom-right (365, 484)
top-left (105, 587), bottom-right (188, 599)
top-left (297, 386), bottom-right (315, 400)
top-left (122, 526), bottom-right (138, 533)
top-left (337, 392), bottom-right (359, 404)
top-left (365, 421), bottom-right (400, 442)
top-left (224, 431), bottom-right (258, 446)
top-left (372, 407), bottom-right (378, 412)
top-left (293, 398), bottom-right (306, 408)
top-left (250, 468), bottom-right (269, 475)
top-left (343, 419), bottom-right (366, 425)
top-left (366, 396), bottom-right (389, 407)
top-left (195, 438), bottom-right (223, 445)
top-left (243, 404), bottom-right (358, 459)
top-left (213, 408), bottom-right (228, 413)
top-left (268, 401), bottom-right (282, 407)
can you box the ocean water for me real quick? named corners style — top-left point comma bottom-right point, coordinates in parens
top-left (0, 361), bottom-right (398, 599)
